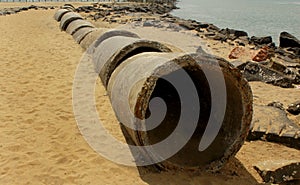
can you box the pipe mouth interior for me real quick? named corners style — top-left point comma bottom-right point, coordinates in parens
top-left (142, 65), bottom-right (244, 168)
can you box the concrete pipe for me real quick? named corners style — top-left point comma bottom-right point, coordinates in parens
top-left (81, 29), bottom-right (141, 51)
top-left (92, 36), bottom-right (175, 88)
top-left (59, 12), bottom-right (83, 31)
top-left (61, 4), bottom-right (76, 12)
top-left (66, 19), bottom-right (95, 35)
top-left (93, 30), bottom-right (140, 48)
top-left (79, 29), bottom-right (109, 50)
top-left (72, 27), bottom-right (97, 44)
top-left (54, 9), bottom-right (71, 22)
top-left (106, 52), bottom-right (253, 171)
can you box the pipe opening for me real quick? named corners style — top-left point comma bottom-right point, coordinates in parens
top-left (140, 66), bottom-right (244, 168)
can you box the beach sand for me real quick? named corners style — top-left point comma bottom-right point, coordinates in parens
top-left (0, 4), bottom-right (299, 184)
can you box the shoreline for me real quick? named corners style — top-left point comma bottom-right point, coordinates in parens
top-left (172, 0), bottom-right (300, 45)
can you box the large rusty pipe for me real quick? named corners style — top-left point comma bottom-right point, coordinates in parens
top-left (106, 52), bottom-right (252, 170)
top-left (72, 27), bottom-right (98, 44)
top-left (54, 9), bottom-right (71, 22)
top-left (92, 35), bottom-right (177, 87)
top-left (66, 19), bottom-right (95, 35)
top-left (59, 12), bottom-right (83, 31)
top-left (55, 8), bottom-right (253, 171)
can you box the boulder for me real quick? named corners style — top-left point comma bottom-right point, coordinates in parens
top-left (248, 105), bottom-right (300, 149)
top-left (219, 28), bottom-right (248, 38)
top-left (254, 160), bottom-right (300, 184)
top-left (212, 33), bottom-right (227, 41)
top-left (177, 20), bottom-right (199, 30)
top-left (206, 24), bottom-right (220, 32)
top-left (198, 23), bottom-right (209, 29)
top-left (236, 61), bottom-right (294, 88)
top-left (279, 32), bottom-right (300, 48)
top-left (267, 101), bottom-right (284, 110)
top-left (287, 101), bottom-right (300, 115)
top-left (250, 36), bottom-right (272, 45)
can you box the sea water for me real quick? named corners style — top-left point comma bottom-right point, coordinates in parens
top-left (172, 0), bottom-right (300, 45)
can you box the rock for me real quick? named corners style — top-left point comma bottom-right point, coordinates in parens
top-left (234, 30), bottom-right (248, 37)
top-left (237, 61), bottom-right (294, 88)
top-left (198, 23), bottom-right (209, 28)
top-left (20, 7), bottom-right (29, 11)
top-left (143, 21), bottom-right (155, 27)
top-left (270, 62), bottom-right (300, 84)
top-left (177, 20), bottom-right (199, 30)
top-left (212, 33), bottom-right (227, 41)
top-left (235, 37), bottom-right (249, 46)
top-left (250, 36), bottom-right (273, 45)
top-left (254, 160), bottom-right (300, 184)
top-left (228, 47), bottom-right (246, 59)
top-left (160, 13), bottom-right (171, 18)
top-left (267, 101), bottom-right (284, 110)
top-left (28, 5), bottom-right (37, 9)
top-left (287, 101), bottom-right (300, 115)
top-left (219, 28), bottom-right (248, 38)
top-left (204, 32), bottom-right (216, 37)
top-left (275, 47), bottom-right (288, 56)
top-left (270, 61), bottom-right (287, 72)
top-left (287, 47), bottom-right (300, 56)
top-left (237, 42), bottom-right (245, 46)
top-left (206, 24), bottom-right (220, 32)
top-left (247, 105), bottom-right (300, 149)
top-left (252, 46), bottom-right (270, 62)
top-left (280, 32), bottom-right (300, 48)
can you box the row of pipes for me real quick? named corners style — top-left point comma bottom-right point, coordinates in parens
top-left (55, 4), bottom-right (253, 171)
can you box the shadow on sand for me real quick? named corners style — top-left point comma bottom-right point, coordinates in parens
top-left (120, 125), bottom-right (261, 185)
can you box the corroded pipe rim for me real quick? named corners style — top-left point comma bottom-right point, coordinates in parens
top-left (113, 52), bottom-right (253, 171)
top-left (93, 29), bottom-right (140, 48)
top-left (73, 27), bottom-right (97, 44)
top-left (54, 9), bottom-right (71, 22)
top-left (148, 55), bottom-right (251, 171)
top-left (59, 12), bottom-right (83, 31)
top-left (65, 19), bottom-right (95, 35)
top-left (100, 38), bottom-right (175, 88)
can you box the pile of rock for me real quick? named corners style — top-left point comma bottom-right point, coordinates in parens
top-left (75, 2), bottom-right (177, 19)
top-left (0, 5), bottom-right (55, 16)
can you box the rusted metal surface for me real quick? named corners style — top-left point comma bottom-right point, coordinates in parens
top-left (92, 36), bottom-right (173, 87)
top-left (66, 19), bottom-right (95, 35)
top-left (59, 12), bottom-right (83, 31)
top-left (107, 52), bottom-right (253, 171)
top-left (72, 27), bottom-right (97, 44)
top-left (54, 9), bottom-right (71, 22)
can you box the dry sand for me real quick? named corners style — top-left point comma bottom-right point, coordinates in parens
top-left (0, 4), bottom-right (299, 185)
